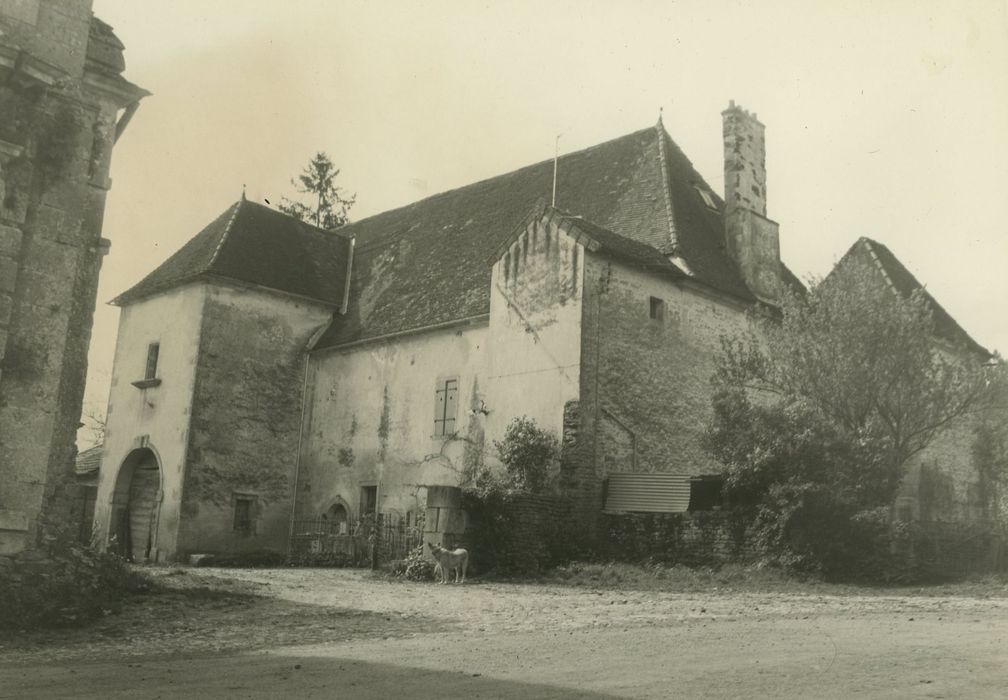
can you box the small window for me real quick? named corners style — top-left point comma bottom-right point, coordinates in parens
top-left (649, 296), bottom-right (665, 321)
top-left (360, 485), bottom-right (377, 517)
top-left (694, 185), bottom-right (717, 210)
top-left (145, 343), bottom-right (160, 380)
top-left (233, 495), bottom-right (255, 535)
top-left (433, 377), bottom-right (459, 436)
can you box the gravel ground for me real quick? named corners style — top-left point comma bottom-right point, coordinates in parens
top-left (2, 567), bottom-right (1007, 698)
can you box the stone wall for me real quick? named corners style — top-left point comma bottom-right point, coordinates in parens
top-left (566, 252), bottom-right (748, 537)
top-left (0, 1), bottom-right (145, 554)
top-left (461, 492), bottom-right (569, 574)
top-left (176, 284), bottom-right (331, 557)
top-left (602, 510), bottom-right (758, 566)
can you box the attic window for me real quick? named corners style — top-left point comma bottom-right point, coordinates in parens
top-left (694, 185), bottom-right (717, 210)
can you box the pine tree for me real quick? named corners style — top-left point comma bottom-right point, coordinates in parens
top-left (279, 152), bottom-right (356, 229)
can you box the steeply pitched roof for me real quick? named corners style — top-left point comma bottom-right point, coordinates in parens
top-left (113, 199), bottom-right (353, 307)
top-left (316, 123), bottom-right (755, 348)
top-left (842, 238), bottom-right (989, 358)
top-left (552, 209), bottom-right (686, 276)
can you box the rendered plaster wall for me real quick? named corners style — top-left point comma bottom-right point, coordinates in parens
top-left (299, 324), bottom-right (489, 522)
top-left (486, 213), bottom-right (584, 447)
top-left (175, 284), bottom-right (331, 557)
top-left (93, 283), bottom-right (206, 560)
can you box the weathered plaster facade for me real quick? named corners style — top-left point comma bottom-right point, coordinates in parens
top-left (0, 0), bottom-right (145, 554)
top-left (300, 323), bottom-right (489, 522)
top-left (93, 282), bottom-right (204, 560)
top-left (297, 211), bottom-right (589, 526)
top-left (486, 212), bottom-right (585, 442)
top-left (96, 280), bottom-right (332, 560)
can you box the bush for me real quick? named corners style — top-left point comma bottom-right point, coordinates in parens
top-left (0, 538), bottom-right (150, 630)
top-left (390, 545), bottom-right (435, 581)
top-left (465, 416), bottom-right (559, 499)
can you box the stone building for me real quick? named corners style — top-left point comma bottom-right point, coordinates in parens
top-left (830, 237), bottom-right (995, 523)
top-left (0, 0), bottom-right (146, 555)
top-left (94, 103), bottom-right (992, 561)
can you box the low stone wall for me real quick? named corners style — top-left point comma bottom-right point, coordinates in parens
top-left (462, 493), bottom-right (569, 575)
top-left (601, 511), bottom-right (759, 566)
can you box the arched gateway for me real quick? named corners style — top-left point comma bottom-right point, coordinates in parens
top-left (109, 448), bottom-right (162, 562)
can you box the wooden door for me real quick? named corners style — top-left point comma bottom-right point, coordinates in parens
top-left (128, 466), bottom-right (159, 562)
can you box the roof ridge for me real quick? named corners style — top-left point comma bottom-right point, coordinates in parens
top-left (342, 125), bottom-right (658, 238)
top-left (655, 122), bottom-right (678, 252)
top-left (206, 199), bottom-right (243, 270)
top-left (858, 238), bottom-right (900, 296)
top-left (241, 199), bottom-right (356, 240)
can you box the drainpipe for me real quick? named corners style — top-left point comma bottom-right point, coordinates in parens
top-left (286, 349), bottom-right (312, 559)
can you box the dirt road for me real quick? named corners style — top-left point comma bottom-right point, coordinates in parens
top-left (2, 568), bottom-right (1007, 698)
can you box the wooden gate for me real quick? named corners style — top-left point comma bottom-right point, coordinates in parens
top-left (128, 465), bottom-right (159, 562)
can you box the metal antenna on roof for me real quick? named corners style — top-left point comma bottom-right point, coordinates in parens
top-left (551, 134), bottom-right (562, 207)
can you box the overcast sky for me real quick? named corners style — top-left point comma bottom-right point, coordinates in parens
top-left (81, 0), bottom-right (1008, 445)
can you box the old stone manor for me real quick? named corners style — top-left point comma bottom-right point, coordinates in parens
top-left (92, 104), bottom-right (991, 562)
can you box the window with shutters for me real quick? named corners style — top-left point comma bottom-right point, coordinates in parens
top-left (433, 376), bottom-right (459, 437)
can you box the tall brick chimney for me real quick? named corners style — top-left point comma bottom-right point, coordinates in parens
top-left (721, 101), bottom-right (781, 302)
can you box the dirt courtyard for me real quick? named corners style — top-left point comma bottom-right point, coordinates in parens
top-left (2, 567), bottom-right (1007, 698)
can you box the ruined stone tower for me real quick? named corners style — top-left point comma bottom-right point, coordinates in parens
top-left (0, 0), bottom-right (146, 554)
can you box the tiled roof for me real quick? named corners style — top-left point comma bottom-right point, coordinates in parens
top-left (843, 238), bottom-right (989, 358)
top-left (553, 211), bottom-right (686, 276)
top-left (75, 444), bottom-right (103, 475)
top-left (113, 199), bottom-right (353, 307)
top-left (316, 123), bottom-right (755, 348)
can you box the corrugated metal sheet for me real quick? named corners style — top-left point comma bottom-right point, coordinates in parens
top-left (604, 473), bottom-right (691, 513)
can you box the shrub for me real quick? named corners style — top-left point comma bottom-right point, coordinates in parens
top-left (0, 536), bottom-right (149, 630)
top-left (465, 416), bottom-right (559, 499)
top-left (391, 545), bottom-right (435, 581)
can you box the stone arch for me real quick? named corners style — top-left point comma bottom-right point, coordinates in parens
top-left (321, 496), bottom-right (351, 534)
top-left (109, 447), bottom-right (163, 563)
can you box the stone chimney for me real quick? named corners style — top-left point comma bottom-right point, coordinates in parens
top-left (721, 101), bottom-right (781, 302)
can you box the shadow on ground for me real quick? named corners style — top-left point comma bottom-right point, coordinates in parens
top-left (1, 579), bottom-right (445, 663)
top-left (1, 653), bottom-right (624, 700)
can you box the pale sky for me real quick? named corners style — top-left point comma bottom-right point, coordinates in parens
top-left (81, 0), bottom-right (1008, 445)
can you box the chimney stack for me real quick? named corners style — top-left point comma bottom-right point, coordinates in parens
top-left (721, 101), bottom-right (781, 302)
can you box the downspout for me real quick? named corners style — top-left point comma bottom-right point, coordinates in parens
top-left (114, 100), bottom-right (143, 144)
top-left (286, 349), bottom-right (312, 560)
